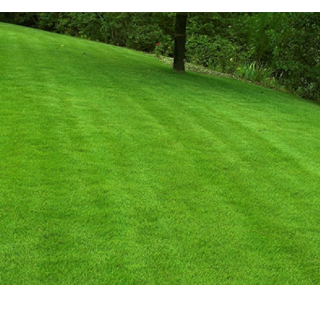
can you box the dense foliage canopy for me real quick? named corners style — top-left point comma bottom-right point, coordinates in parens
top-left (1, 12), bottom-right (319, 102)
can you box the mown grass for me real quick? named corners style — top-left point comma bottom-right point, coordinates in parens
top-left (1, 22), bottom-right (320, 284)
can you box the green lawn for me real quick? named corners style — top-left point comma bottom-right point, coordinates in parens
top-left (1, 22), bottom-right (320, 284)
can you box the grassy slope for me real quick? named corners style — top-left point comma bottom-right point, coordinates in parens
top-left (1, 22), bottom-right (320, 284)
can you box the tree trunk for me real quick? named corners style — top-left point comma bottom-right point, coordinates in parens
top-left (173, 13), bottom-right (187, 72)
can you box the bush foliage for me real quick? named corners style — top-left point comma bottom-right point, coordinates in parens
top-left (1, 12), bottom-right (319, 102)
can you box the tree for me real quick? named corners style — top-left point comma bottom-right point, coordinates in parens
top-left (173, 13), bottom-right (188, 72)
